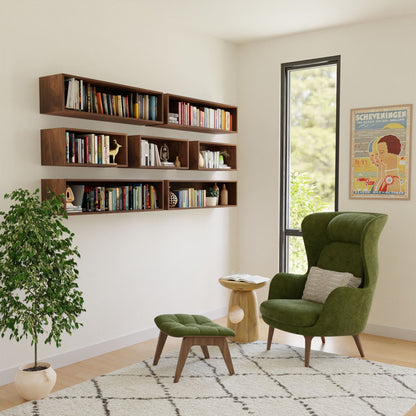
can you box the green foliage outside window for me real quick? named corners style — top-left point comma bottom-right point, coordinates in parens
top-left (286, 65), bottom-right (337, 274)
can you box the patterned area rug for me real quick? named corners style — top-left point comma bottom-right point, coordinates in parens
top-left (3, 342), bottom-right (416, 416)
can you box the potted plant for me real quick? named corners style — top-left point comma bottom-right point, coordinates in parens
top-left (206, 186), bottom-right (219, 207)
top-left (0, 188), bottom-right (85, 401)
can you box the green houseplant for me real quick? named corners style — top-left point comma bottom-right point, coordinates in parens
top-left (206, 186), bottom-right (219, 207)
top-left (0, 188), bottom-right (85, 400)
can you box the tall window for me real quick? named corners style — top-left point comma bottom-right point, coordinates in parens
top-left (280, 56), bottom-right (340, 273)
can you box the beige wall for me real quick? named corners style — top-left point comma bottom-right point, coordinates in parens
top-left (237, 15), bottom-right (416, 340)
top-left (0, 0), bottom-right (238, 382)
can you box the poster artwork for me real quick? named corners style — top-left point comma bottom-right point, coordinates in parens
top-left (350, 104), bottom-right (412, 199)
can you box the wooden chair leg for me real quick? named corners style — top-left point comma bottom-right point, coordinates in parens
top-left (321, 337), bottom-right (326, 343)
top-left (218, 338), bottom-right (235, 375)
top-left (153, 331), bottom-right (168, 366)
top-left (353, 334), bottom-right (365, 357)
top-left (174, 338), bottom-right (192, 383)
top-left (304, 336), bottom-right (313, 367)
top-left (201, 345), bottom-right (210, 358)
top-left (267, 326), bottom-right (274, 350)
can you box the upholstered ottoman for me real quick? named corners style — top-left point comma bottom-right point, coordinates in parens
top-left (153, 314), bottom-right (235, 382)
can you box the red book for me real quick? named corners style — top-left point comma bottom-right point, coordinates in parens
top-left (96, 92), bottom-right (103, 114)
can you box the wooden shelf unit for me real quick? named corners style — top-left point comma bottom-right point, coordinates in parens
top-left (128, 135), bottom-right (189, 170)
top-left (189, 141), bottom-right (237, 170)
top-left (42, 179), bottom-right (164, 215)
top-left (39, 74), bottom-right (164, 126)
top-left (162, 94), bottom-right (237, 134)
top-left (41, 128), bottom-right (128, 167)
top-left (164, 181), bottom-right (237, 210)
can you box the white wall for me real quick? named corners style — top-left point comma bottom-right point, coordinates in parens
top-left (237, 15), bottom-right (416, 340)
top-left (2, 0), bottom-right (416, 387)
top-left (0, 0), bottom-right (238, 382)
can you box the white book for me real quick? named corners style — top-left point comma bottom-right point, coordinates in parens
top-left (222, 274), bottom-right (270, 284)
top-left (154, 144), bottom-right (161, 166)
top-left (104, 135), bottom-right (110, 164)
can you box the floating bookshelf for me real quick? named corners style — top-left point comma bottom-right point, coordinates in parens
top-left (189, 141), bottom-right (237, 170)
top-left (128, 135), bottom-right (189, 169)
top-left (162, 94), bottom-right (237, 134)
top-left (42, 179), bottom-right (164, 215)
top-left (164, 181), bottom-right (237, 210)
top-left (39, 74), bottom-right (164, 126)
top-left (41, 128), bottom-right (128, 167)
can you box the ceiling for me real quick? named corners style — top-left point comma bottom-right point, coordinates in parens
top-left (137, 0), bottom-right (416, 44)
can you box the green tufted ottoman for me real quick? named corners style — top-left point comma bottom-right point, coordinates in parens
top-left (153, 314), bottom-right (235, 382)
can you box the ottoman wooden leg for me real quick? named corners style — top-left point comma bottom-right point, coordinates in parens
top-left (153, 331), bottom-right (168, 366)
top-left (217, 337), bottom-right (234, 375)
top-left (174, 338), bottom-right (193, 383)
top-left (201, 346), bottom-right (210, 358)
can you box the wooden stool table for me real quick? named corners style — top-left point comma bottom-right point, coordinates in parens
top-left (219, 278), bottom-right (267, 342)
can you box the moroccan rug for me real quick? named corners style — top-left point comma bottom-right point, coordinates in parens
top-left (2, 342), bottom-right (416, 416)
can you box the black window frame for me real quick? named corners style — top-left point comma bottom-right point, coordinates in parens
top-left (279, 55), bottom-right (341, 272)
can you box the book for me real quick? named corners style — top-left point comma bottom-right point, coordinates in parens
top-left (221, 274), bottom-right (270, 284)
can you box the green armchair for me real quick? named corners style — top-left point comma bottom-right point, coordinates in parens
top-left (260, 212), bottom-right (387, 366)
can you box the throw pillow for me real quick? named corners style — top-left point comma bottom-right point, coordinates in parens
top-left (302, 266), bottom-right (362, 304)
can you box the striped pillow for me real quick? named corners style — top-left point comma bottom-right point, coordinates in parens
top-left (302, 266), bottom-right (362, 304)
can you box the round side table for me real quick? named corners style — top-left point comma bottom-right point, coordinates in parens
top-left (218, 278), bottom-right (267, 343)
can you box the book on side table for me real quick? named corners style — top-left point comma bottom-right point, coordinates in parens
top-left (221, 274), bottom-right (270, 284)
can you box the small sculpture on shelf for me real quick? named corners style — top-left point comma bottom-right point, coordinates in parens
top-left (109, 139), bottom-right (122, 164)
top-left (65, 186), bottom-right (74, 208)
top-left (160, 144), bottom-right (169, 162)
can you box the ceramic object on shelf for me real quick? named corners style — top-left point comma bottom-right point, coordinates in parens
top-left (220, 184), bottom-right (228, 205)
top-left (199, 152), bottom-right (205, 168)
top-left (206, 197), bottom-right (218, 207)
top-left (174, 156), bottom-right (181, 167)
top-left (213, 183), bottom-right (219, 206)
top-left (169, 191), bottom-right (178, 208)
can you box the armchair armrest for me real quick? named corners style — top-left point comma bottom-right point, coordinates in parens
top-left (268, 272), bottom-right (307, 300)
top-left (316, 286), bottom-right (374, 335)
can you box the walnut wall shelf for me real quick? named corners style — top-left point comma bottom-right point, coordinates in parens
top-left (162, 93), bottom-right (237, 134)
top-left (40, 74), bottom-right (164, 127)
top-left (41, 128), bottom-right (128, 167)
top-left (42, 179), bottom-right (164, 215)
top-left (40, 74), bottom-right (238, 216)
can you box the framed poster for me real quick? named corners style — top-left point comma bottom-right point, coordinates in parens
top-left (350, 104), bottom-right (412, 200)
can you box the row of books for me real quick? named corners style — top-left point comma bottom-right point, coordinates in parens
top-left (171, 188), bottom-right (207, 208)
top-left (141, 139), bottom-right (161, 167)
top-left (68, 184), bottom-right (158, 212)
top-left (200, 150), bottom-right (230, 169)
top-left (65, 132), bottom-right (114, 165)
top-left (64, 77), bottom-right (158, 120)
top-left (171, 101), bottom-right (233, 130)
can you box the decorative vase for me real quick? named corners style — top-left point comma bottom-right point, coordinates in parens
top-left (220, 184), bottom-right (228, 205)
top-left (14, 362), bottom-right (57, 401)
top-left (174, 156), bottom-right (181, 167)
top-left (206, 197), bottom-right (218, 207)
top-left (169, 191), bottom-right (178, 208)
top-left (198, 152), bottom-right (205, 168)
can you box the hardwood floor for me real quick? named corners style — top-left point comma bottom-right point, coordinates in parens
top-left (1, 317), bottom-right (415, 414)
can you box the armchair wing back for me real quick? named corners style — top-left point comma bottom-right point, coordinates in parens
top-left (260, 211), bottom-right (388, 366)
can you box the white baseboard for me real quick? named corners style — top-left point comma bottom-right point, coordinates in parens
top-left (0, 307), bottom-right (227, 387)
top-left (365, 323), bottom-right (416, 342)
